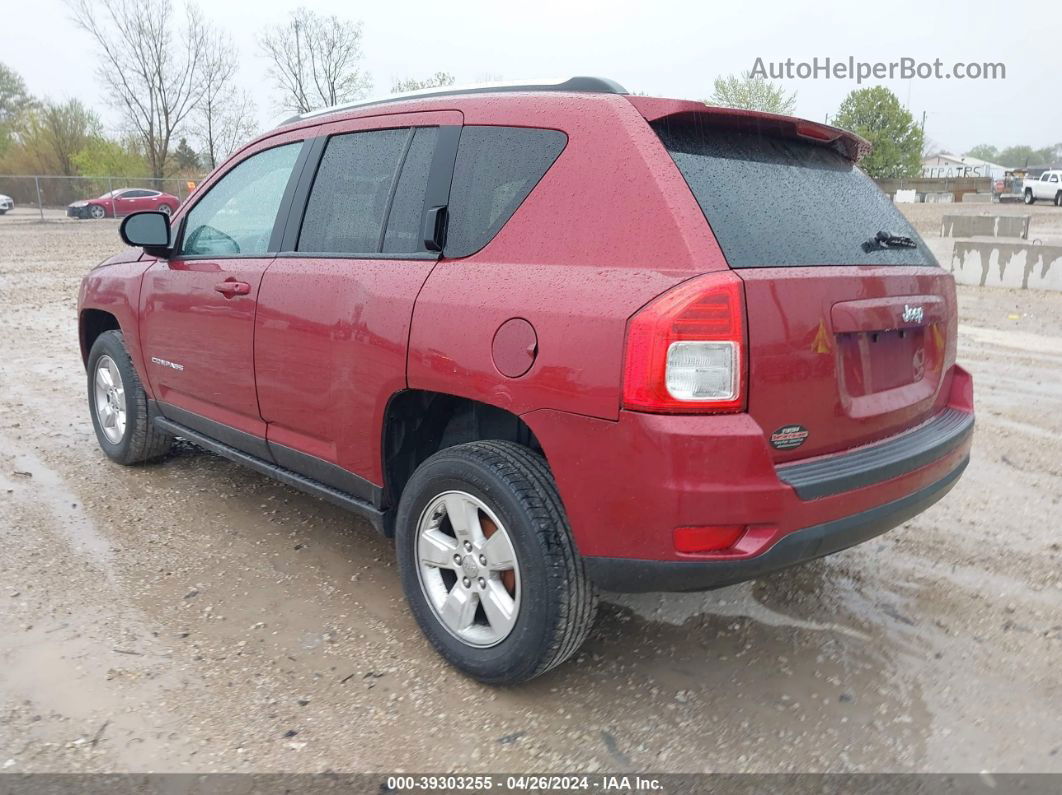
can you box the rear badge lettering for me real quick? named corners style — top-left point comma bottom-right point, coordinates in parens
top-left (151, 356), bottom-right (184, 371)
top-left (902, 304), bottom-right (924, 324)
top-left (770, 424), bottom-right (809, 450)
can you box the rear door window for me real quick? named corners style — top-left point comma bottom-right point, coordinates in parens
top-left (444, 126), bottom-right (567, 258)
top-left (382, 127), bottom-right (439, 253)
top-left (652, 121), bottom-right (933, 267)
top-left (298, 129), bottom-right (408, 254)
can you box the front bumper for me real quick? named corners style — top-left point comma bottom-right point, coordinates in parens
top-left (523, 366), bottom-right (974, 593)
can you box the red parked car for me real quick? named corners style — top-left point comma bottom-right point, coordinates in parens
top-left (68, 188), bottom-right (180, 219)
top-left (77, 78), bottom-right (973, 683)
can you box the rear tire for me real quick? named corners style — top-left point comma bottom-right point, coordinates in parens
top-left (395, 441), bottom-right (597, 684)
top-left (87, 330), bottom-right (173, 465)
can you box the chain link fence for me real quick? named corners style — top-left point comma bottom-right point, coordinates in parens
top-left (0, 175), bottom-right (204, 220)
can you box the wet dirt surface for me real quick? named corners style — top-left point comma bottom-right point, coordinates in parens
top-left (0, 211), bottom-right (1060, 773)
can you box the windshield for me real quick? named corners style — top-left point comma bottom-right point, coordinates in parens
top-left (653, 120), bottom-right (935, 268)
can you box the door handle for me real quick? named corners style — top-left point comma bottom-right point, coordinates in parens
top-left (214, 280), bottom-right (251, 297)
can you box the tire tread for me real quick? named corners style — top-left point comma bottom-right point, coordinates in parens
top-left (90, 330), bottom-right (172, 464)
top-left (462, 440), bottom-right (598, 679)
top-left (398, 440), bottom-right (598, 683)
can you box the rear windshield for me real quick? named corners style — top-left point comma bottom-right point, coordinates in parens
top-left (653, 121), bottom-right (934, 268)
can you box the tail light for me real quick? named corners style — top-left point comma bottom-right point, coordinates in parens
top-left (622, 271), bottom-right (746, 413)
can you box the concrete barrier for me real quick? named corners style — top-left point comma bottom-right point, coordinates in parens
top-left (894, 189), bottom-right (917, 203)
top-left (961, 192), bottom-right (995, 204)
top-left (940, 215), bottom-right (1030, 239)
top-left (928, 238), bottom-right (1062, 289)
top-left (924, 192), bottom-right (954, 204)
top-left (876, 176), bottom-right (989, 204)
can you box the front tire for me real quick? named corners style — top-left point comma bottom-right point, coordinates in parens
top-left (395, 441), bottom-right (597, 684)
top-left (87, 330), bottom-right (173, 465)
top-left (1024, 189), bottom-right (1035, 205)
top-left (89, 204), bottom-right (106, 219)
top-left (1055, 191), bottom-right (1062, 208)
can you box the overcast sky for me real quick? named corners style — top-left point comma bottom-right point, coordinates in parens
top-left (5, 0), bottom-right (1059, 157)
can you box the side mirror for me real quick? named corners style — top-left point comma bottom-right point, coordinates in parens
top-left (119, 211), bottom-right (171, 254)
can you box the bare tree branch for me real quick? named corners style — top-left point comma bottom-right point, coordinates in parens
top-left (259, 7), bottom-right (371, 114)
top-left (67, 0), bottom-right (211, 179)
top-left (392, 72), bottom-right (456, 94)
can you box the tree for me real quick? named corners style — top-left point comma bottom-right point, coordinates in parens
top-left (193, 32), bottom-right (258, 170)
top-left (707, 71), bottom-right (796, 115)
top-left (71, 135), bottom-right (150, 177)
top-left (198, 88), bottom-right (257, 170)
top-left (996, 144), bottom-right (1060, 168)
top-left (0, 63), bottom-right (37, 154)
top-left (173, 136), bottom-right (200, 171)
top-left (260, 8), bottom-right (371, 114)
top-left (965, 144), bottom-right (999, 162)
top-left (0, 63), bottom-right (34, 124)
top-left (832, 87), bottom-right (924, 179)
top-left (38, 100), bottom-right (102, 175)
top-left (957, 143), bottom-right (1061, 168)
top-left (68, 0), bottom-right (211, 179)
top-left (392, 72), bottom-right (455, 94)
top-left (8, 99), bottom-right (102, 175)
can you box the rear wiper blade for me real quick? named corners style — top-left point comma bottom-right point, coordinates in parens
top-left (863, 230), bottom-right (918, 252)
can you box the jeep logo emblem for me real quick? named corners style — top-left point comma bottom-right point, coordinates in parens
top-left (902, 304), bottom-right (924, 324)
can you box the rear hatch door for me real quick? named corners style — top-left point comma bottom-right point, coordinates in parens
top-left (650, 113), bottom-right (956, 462)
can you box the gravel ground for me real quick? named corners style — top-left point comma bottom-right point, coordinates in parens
top-left (0, 209), bottom-right (1060, 774)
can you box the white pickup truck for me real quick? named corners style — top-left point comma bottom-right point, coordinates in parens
top-left (1023, 170), bottom-right (1062, 206)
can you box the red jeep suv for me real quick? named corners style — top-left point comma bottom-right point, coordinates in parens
top-left (78, 77), bottom-right (974, 684)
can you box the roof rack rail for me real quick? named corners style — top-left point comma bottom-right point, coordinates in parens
top-left (281, 76), bottom-right (628, 125)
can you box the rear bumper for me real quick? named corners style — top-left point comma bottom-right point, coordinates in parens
top-left (523, 365), bottom-right (974, 593)
top-left (583, 455), bottom-right (967, 592)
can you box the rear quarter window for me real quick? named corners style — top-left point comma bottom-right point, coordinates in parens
top-left (653, 121), bottom-right (934, 268)
top-left (444, 126), bottom-right (567, 258)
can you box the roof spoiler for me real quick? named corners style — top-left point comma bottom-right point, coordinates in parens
top-left (627, 97), bottom-right (871, 162)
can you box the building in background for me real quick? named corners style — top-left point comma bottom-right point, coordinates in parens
top-left (922, 153), bottom-right (1008, 181)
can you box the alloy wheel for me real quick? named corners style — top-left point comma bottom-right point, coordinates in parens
top-left (415, 490), bottom-right (521, 648)
top-left (93, 355), bottom-right (126, 444)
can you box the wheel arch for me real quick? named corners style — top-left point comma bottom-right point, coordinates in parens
top-left (381, 389), bottom-right (543, 511)
top-left (79, 308), bottom-right (121, 364)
